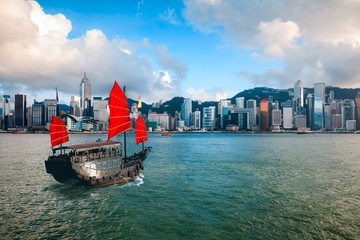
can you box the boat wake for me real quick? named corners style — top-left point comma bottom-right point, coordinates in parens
top-left (120, 174), bottom-right (144, 188)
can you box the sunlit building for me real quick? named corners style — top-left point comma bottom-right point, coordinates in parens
top-left (260, 99), bottom-right (270, 130)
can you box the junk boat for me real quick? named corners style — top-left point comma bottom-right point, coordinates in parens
top-left (45, 81), bottom-right (151, 187)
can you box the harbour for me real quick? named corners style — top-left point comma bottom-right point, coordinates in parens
top-left (1, 133), bottom-right (360, 239)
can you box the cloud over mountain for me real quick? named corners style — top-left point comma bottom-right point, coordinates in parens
top-left (184, 0), bottom-right (360, 88)
top-left (0, 0), bottom-right (188, 102)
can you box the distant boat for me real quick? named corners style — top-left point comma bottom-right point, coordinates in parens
top-left (45, 81), bottom-right (151, 187)
top-left (161, 132), bottom-right (172, 136)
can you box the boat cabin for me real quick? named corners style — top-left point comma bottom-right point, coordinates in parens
top-left (50, 140), bottom-right (122, 164)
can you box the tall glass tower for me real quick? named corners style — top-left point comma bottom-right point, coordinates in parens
top-left (294, 80), bottom-right (305, 115)
top-left (2, 95), bottom-right (10, 129)
top-left (181, 98), bottom-right (192, 127)
top-left (15, 94), bottom-right (27, 127)
top-left (80, 73), bottom-right (91, 117)
top-left (313, 83), bottom-right (325, 130)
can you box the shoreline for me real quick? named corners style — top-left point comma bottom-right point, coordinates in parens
top-left (1, 131), bottom-right (359, 135)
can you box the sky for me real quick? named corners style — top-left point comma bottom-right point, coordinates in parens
top-left (1, 0), bottom-right (360, 106)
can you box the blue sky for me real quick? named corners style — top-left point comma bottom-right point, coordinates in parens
top-left (1, 0), bottom-right (360, 105)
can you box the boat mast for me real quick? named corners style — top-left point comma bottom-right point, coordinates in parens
top-left (123, 86), bottom-right (127, 159)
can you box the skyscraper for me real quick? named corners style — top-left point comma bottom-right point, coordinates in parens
top-left (260, 99), bottom-right (270, 130)
top-left (44, 99), bottom-right (57, 124)
top-left (32, 101), bottom-right (45, 128)
top-left (80, 72), bottom-right (91, 117)
top-left (191, 109), bottom-right (201, 130)
top-left (181, 98), bottom-right (192, 127)
top-left (313, 83), bottom-right (325, 130)
top-left (283, 107), bottom-right (293, 129)
top-left (236, 97), bottom-right (245, 109)
top-left (203, 106), bottom-right (216, 130)
top-left (70, 96), bottom-right (81, 117)
top-left (355, 92), bottom-right (360, 130)
top-left (294, 80), bottom-right (305, 115)
top-left (246, 99), bottom-right (257, 126)
top-left (14, 94), bottom-right (27, 127)
top-left (2, 95), bottom-right (10, 129)
top-left (341, 99), bottom-right (355, 129)
top-left (272, 109), bottom-right (281, 126)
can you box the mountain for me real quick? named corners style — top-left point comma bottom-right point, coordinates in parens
top-left (230, 87), bottom-right (292, 104)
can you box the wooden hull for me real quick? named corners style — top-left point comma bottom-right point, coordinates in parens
top-left (45, 147), bottom-right (151, 187)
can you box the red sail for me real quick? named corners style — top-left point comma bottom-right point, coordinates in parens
top-left (136, 115), bottom-right (148, 144)
top-left (107, 81), bottom-right (131, 141)
top-left (50, 116), bottom-right (69, 148)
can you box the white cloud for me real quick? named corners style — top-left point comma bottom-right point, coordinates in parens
top-left (0, 0), bottom-right (186, 104)
top-left (187, 87), bottom-right (227, 101)
top-left (256, 18), bottom-right (301, 58)
top-left (160, 8), bottom-right (180, 25)
top-left (184, 0), bottom-right (360, 88)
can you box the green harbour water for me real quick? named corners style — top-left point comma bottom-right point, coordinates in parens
top-left (1, 133), bottom-right (360, 239)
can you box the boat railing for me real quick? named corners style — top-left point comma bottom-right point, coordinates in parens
top-left (70, 149), bottom-right (122, 163)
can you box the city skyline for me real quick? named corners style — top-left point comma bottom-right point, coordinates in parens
top-left (2, 1), bottom-right (360, 105)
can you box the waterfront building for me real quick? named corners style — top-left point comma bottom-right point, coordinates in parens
top-left (181, 98), bottom-right (192, 127)
top-left (80, 72), bottom-right (91, 117)
top-left (218, 99), bottom-right (231, 115)
top-left (294, 80), bottom-right (305, 115)
top-left (14, 94), bottom-right (27, 127)
top-left (341, 99), bottom-right (355, 129)
top-left (260, 100), bottom-right (270, 130)
top-left (177, 120), bottom-right (185, 130)
top-left (222, 106), bottom-right (233, 129)
top-left (70, 96), bottom-right (81, 117)
top-left (203, 106), bottom-right (216, 130)
top-left (272, 109), bottom-right (281, 126)
top-left (236, 97), bottom-right (245, 109)
top-left (346, 120), bottom-right (356, 131)
top-left (232, 108), bottom-right (255, 129)
top-left (324, 104), bottom-right (331, 130)
top-left (294, 115), bottom-right (307, 129)
top-left (148, 113), bottom-right (169, 130)
top-left (246, 99), bottom-right (257, 126)
top-left (5, 112), bottom-right (15, 129)
top-left (306, 94), bottom-right (314, 129)
top-left (131, 103), bottom-right (138, 114)
top-left (32, 102), bottom-right (45, 129)
top-left (169, 115), bottom-right (175, 130)
top-left (93, 97), bottom-right (109, 122)
top-left (328, 90), bottom-right (335, 104)
top-left (2, 95), bottom-right (10, 129)
top-left (313, 83), bottom-right (325, 130)
top-left (44, 99), bottom-right (57, 124)
top-left (191, 109), bottom-right (201, 130)
top-left (331, 114), bottom-right (342, 129)
top-left (283, 107), bottom-right (293, 129)
top-left (355, 92), bottom-right (360, 130)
